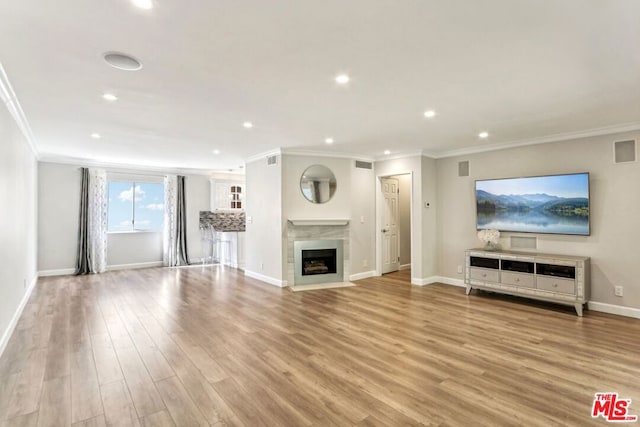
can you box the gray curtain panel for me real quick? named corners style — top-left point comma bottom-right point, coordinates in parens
top-left (176, 175), bottom-right (191, 266)
top-left (75, 167), bottom-right (91, 274)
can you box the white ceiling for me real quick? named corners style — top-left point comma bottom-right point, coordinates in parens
top-left (1, 0), bottom-right (639, 172)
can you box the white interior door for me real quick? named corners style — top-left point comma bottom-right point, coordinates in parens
top-left (381, 177), bottom-right (400, 274)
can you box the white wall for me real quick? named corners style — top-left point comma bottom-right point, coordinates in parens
top-left (281, 155), bottom-right (351, 220)
top-left (0, 99), bottom-right (38, 351)
top-left (38, 162), bottom-right (80, 273)
top-left (107, 232), bottom-right (163, 267)
top-left (436, 131), bottom-right (640, 308)
top-left (184, 174), bottom-right (211, 262)
top-left (350, 162), bottom-right (376, 275)
top-left (421, 156), bottom-right (438, 278)
top-left (245, 155), bottom-right (284, 283)
top-left (38, 162), bottom-right (210, 272)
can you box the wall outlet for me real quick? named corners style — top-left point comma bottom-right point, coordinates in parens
top-left (614, 286), bottom-right (623, 297)
top-left (363, 259), bottom-right (368, 268)
top-left (457, 265), bottom-right (463, 274)
top-left (260, 263), bottom-right (264, 271)
top-left (360, 216), bottom-right (365, 224)
top-left (23, 278), bottom-right (27, 289)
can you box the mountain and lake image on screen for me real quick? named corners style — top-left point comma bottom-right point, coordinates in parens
top-left (475, 173), bottom-right (590, 235)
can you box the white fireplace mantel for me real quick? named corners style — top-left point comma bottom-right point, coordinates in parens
top-left (288, 219), bottom-right (350, 226)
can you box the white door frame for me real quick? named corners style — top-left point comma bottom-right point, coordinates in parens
top-left (381, 177), bottom-right (400, 274)
top-left (375, 171), bottom-right (413, 277)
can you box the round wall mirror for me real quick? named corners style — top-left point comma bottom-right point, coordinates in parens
top-left (300, 165), bottom-right (337, 204)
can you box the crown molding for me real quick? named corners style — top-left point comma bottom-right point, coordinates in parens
top-left (432, 122), bottom-right (640, 159)
top-left (37, 153), bottom-right (221, 177)
top-left (246, 147), bottom-right (377, 164)
top-left (373, 150), bottom-right (434, 162)
top-left (245, 148), bottom-right (282, 164)
top-left (0, 63), bottom-right (39, 157)
top-left (281, 147), bottom-right (375, 162)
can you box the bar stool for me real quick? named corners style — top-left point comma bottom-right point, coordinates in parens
top-left (200, 224), bottom-right (216, 265)
top-left (216, 231), bottom-right (232, 266)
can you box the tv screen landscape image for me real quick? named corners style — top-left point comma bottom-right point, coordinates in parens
top-left (476, 173), bottom-right (590, 235)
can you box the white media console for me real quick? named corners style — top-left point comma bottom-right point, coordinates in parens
top-left (465, 249), bottom-right (590, 316)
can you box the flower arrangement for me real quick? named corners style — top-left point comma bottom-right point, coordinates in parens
top-left (477, 229), bottom-right (500, 249)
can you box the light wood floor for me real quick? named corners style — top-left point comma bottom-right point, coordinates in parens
top-left (1, 267), bottom-right (639, 426)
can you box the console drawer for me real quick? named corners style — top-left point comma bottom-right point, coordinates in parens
top-left (536, 276), bottom-right (575, 295)
top-left (501, 271), bottom-right (534, 288)
top-left (469, 267), bottom-right (499, 283)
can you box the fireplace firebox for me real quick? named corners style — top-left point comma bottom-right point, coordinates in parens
top-left (302, 249), bottom-right (337, 276)
top-left (294, 240), bottom-right (344, 285)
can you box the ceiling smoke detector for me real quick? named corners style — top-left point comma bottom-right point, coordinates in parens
top-left (103, 52), bottom-right (143, 71)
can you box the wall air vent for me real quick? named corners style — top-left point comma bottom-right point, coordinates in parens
top-left (614, 139), bottom-right (636, 163)
top-left (458, 160), bottom-right (469, 177)
top-left (267, 155), bottom-right (278, 166)
top-left (355, 160), bottom-right (373, 169)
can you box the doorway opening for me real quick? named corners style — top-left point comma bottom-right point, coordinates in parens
top-left (379, 174), bottom-right (412, 279)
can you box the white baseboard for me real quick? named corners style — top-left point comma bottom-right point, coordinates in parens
top-left (432, 276), bottom-right (466, 287)
top-left (40, 261), bottom-right (164, 276)
top-left (399, 264), bottom-right (411, 271)
top-left (107, 261), bottom-right (163, 271)
top-left (411, 276), bottom-right (438, 286)
top-left (349, 270), bottom-right (377, 281)
top-left (38, 268), bottom-right (76, 277)
top-left (435, 278), bottom-right (640, 319)
top-left (411, 276), bottom-right (465, 287)
top-left (0, 275), bottom-right (38, 359)
top-left (244, 270), bottom-right (288, 288)
top-left (588, 301), bottom-right (640, 319)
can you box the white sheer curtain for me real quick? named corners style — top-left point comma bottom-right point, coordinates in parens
top-left (163, 175), bottom-right (178, 266)
top-left (88, 168), bottom-right (107, 273)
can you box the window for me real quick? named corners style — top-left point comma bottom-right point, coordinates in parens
top-left (107, 181), bottom-right (164, 232)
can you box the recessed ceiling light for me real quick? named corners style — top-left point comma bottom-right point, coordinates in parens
top-left (424, 110), bottom-right (436, 118)
top-left (131, 0), bottom-right (153, 9)
top-left (325, 138), bottom-right (334, 144)
top-left (102, 93), bottom-right (118, 101)
top-left (384, 150), bottom-right (391, 155)
top-left (213, 149), bottom-right (220, 154)
top-left (335, 74), bottom-right (350, 85)
top-left (103, 52), bottom-right (143, 71)
top-left (91, 133), bottom-right (101, 139)
top-left (243, 122), bottom-right (253, 129)
top-left (479, 131), bottom-right (489, 139)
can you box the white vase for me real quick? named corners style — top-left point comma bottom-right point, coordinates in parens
top-left (483, 242), bottom-right (500, 251)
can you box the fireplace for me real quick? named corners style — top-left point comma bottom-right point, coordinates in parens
top-left (302, 248), bottom-right (337, 276)
top-left (294, 239), bottom-right (344, 285)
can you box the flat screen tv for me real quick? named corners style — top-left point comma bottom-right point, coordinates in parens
top-left (475, 172), bottom-right (590, 236)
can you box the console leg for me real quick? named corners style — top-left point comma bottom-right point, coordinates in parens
top-left (465, 286), bottom-right (472, 296)
top-left (574, 303), bottom-right (583, 317)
